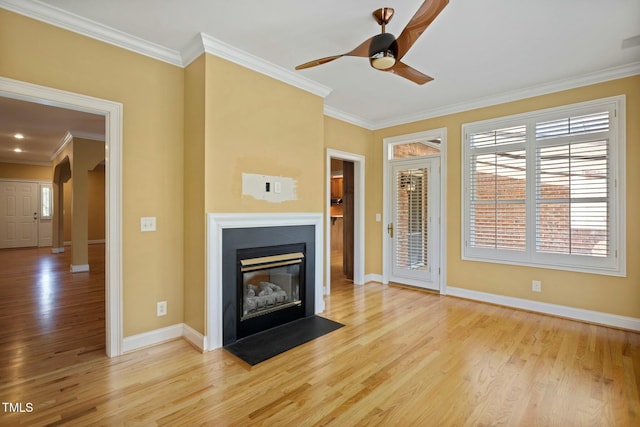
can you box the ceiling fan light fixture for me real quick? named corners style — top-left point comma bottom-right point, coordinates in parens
top-left (370, 50), bottom-right (396, 70)
top-left (294, 0), bottom-right (449, 84)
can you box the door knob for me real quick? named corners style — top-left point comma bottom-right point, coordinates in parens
top-left (387, 222), bottom-right (394, 238)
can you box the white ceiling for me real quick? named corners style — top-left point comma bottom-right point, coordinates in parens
top-left (0, 97), bottom-right (104, 164)
top-left (1, 0), bottom-right (639, 163)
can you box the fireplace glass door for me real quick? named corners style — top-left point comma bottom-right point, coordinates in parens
top-left (240, 252), bottom-right (303, 321)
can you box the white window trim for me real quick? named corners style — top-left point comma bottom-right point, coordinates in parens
top-left (462, 96), bottom-right (626, 277)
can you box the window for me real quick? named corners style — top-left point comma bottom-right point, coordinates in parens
top-left (41, 184), bottom-right (53, 219)
top-left (462, 96), bottom-right (625, 276)
top-left (392, 140), bottom-right (441, 159)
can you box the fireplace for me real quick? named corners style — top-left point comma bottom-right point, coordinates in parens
top-left (207, 213), bottom-right (324, 350)
top-left (237, 243), bottom-right (306, 339)
top-left (209, 215), bottom-right (323, 348)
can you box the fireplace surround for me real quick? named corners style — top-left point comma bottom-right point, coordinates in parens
top-left (207, 213), bottom-right (324, 350)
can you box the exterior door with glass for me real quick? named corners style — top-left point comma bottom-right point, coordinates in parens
top-left (389, 157), bottom-right (440, 290)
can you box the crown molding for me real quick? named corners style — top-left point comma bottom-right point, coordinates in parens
top-left (373, 61), bottom-right (640, 130)
top-left (48, 130), bottom-right (104, 162)
top-left (69, 130), bottom-right (105, 142)
top-left (181, 33), bottom-right (207, 68)
top-left (50, 130), bottom-right (73, 161)
top-left (3, 1), bottom-right (637, 130)
top-left (0, 1), bottom-right (333, 98)
top-left (323, 105), bottom-right (376, 130)
top-left (190, 33), bottom-right (332, 99)
top-left (0, 0), bottom-right (183, 66)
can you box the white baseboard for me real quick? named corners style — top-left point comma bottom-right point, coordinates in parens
top-left (121, 286), bottom-right (639, 354)
top-left (122, 324), bottom-right (184, 353)
top-left (122, 323), bottom-right (206, 353)
top-left (446, 286), bottom-right (640, 332)
top-left (64, 239), bottom-right (105, 246)
top-left (365, 273), bottom-right (383, 284)
top-left (70, 264), bottom-right (89, 273)
top-left (51, 247), bottom-right (64, 253)
top-left (182, 323), bottom-right (206, 352)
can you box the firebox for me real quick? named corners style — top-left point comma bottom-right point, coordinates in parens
top-left (236, 243), bottom-right (306, 339)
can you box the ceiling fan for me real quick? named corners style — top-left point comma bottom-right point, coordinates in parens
top-left (295, 0), bottom-right (449, 85)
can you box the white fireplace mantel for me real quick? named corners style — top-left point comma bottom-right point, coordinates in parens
top-left (206, 212), bottom-right (324, 350)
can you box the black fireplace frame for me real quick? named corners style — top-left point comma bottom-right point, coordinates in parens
top-left (221, 225), bottom-right (316, 346)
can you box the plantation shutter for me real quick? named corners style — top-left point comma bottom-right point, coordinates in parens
top-left (468, 125), bottom-right (527, 251)
top-left (462, 97), bottom-right (622, 275)
top-left (535, 111), bottom-right (610, 256)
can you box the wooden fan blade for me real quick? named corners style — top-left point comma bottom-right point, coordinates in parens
top-left (295, 55), bottom-right (344, 70)
top-left (386, 61), bottom-right (434, 85)
top-left (295, 36), bottom-right (375, 70)
top-left (396, 0), bottom-right (449, 60)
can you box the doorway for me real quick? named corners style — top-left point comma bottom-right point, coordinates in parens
top-left (0, 76), bottom-right (123, 356)
top-left (329, 159), bottom-right (354, 282)
top-left (325, 149), bottom-right (365, 292)
top-left (383, 129), bottom-right (447, 292)
top-left (389, 157), bottom-right (440, 290)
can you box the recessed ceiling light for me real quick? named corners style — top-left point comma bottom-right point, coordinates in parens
top-left (14, 133), bottom-right (24, 139)
top-left (14, 148), bottom-right (23, 153)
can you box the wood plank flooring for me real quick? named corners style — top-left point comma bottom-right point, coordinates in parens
top-left (0, 245), bottom-right (105, 384)
top-left (1, 247), bottom-right (639, 425)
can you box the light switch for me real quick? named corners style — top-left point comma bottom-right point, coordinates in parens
top-left (141, 217), bottom-right (156, 232)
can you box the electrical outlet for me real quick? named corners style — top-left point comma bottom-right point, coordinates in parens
top-left (532, 280), bottom-right (542, 292)
top-left (157, 301), bottom-right (167, 316)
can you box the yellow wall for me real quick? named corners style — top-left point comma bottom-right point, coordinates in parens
top-left (203, 54), bottom-right (325, 214)
top-left (70, 138), bottom-right (104, 266)
top-left (371, 76), bottom-right (640, 318)
top-left (183, 55), bottom-right (207, 333)
top-left (0, 162), bottom-right (51, 180)
top-left (181, 54), bottom-right (326, 335)
top-left (1, 9), bottom-right (185, 336)
top-left (88, 168), bottom-right (105, 241)
top-left (63, 179), bottom-right (71, 242)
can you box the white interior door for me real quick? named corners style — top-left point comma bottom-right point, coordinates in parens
top-left (389, 158), bottom-right (440, 290)
top-left (0, 181), bottom-right (38, 249)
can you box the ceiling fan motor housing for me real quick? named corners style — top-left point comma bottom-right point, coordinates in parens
top-left (369, 33), bottom-right (398, 70)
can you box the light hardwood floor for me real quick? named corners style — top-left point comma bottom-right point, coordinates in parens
top-left (1, 247), bottom-right (639, 426)
top-left (0, 245), bottom-right (105, 384)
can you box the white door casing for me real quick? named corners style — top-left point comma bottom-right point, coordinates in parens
top-left (325, 149), bottom-right (365, 291)
top-left (383, 129), bottom-right (447, 293)
top-left (0, 77), bottom-right (123, 357)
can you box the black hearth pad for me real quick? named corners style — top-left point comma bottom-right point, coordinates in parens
top-left (224, 316), bottom-right (344, 366)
